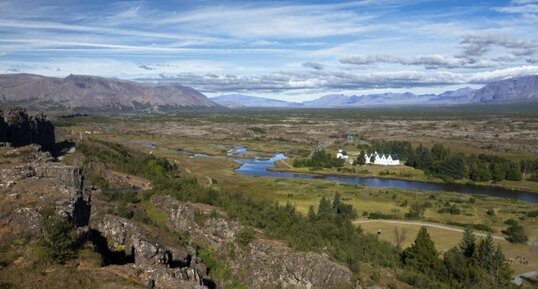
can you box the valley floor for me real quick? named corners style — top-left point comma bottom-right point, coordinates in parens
top-left (54, 108), bottom-right (538, 279)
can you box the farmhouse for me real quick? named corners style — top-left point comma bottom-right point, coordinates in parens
top-left (336, 149), bottom-right (349, 160)
top-left (365, 151), bottom-right (400, 166)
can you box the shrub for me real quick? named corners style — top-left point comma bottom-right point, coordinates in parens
top-left (367, 212), bottom-right (400, 219)
top-left (41, 210), bottom-right (76, 264)
top-left (235, 227), bottom-right (255, 246)
top-left (503, 222), bottom-right (528, 243)
top-left (405, 203), bottom-right (426, 220)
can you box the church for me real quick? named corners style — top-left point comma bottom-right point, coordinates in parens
top-left (364, 151), bottom-right (400, 166)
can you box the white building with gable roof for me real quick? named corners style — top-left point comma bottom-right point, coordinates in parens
top-left (364, 151), bottom-right (400, 166)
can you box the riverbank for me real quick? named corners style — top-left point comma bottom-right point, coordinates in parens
top-left (270, 159), bottom-right (538, 194)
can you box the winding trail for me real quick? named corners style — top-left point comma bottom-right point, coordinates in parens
top-left (353, 219), bottom-right (507, 241)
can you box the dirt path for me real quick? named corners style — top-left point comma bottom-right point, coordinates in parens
top-left (513, 270), bottom-right (538, 285)
top-left (354, 219), bottom-right (507, 241)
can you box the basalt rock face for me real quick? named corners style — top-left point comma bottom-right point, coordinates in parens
top-left (96, 215), bottom-right (209, 289)
top-left (0, 111), bottom-right (7, 142)
top-left (0, 146), bottom-right (211, 288)
top-left (0, 147), bottom-right (90, 237)
top-left (152, 195), bottom-right (355, 289)
top-left (0, 107), bottom-right (56, 151)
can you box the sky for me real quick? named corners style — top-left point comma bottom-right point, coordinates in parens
top-left (1, 0), bottom-right (538, 101)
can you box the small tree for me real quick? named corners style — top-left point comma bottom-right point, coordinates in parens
top-left (490, 245), bottom-right (513, 287)
top-left (402, 227), bottom-right (440, 274)
top-left (459, 227), bottom-right (477, 258)
top-left (318, 196), bottom-right (332, 217)
top-left (307, 205), bottom-right (316, 222)
top-left (356, 150), bottom-right (366, 166)
top-left (41, 210), bottom-right (75, 264)
top-left (477, 234), bottom-right (495, 271)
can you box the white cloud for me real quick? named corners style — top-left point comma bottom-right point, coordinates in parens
top-left (468, 65), bottom-right (538, 83)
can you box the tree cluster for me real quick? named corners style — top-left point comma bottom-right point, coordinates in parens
top-left (406, 143), bottom-right (525, 182)
top-left (367, 140), bottom-right (414, 160)
top-left (293, 149), bottom-right (344, 168)
top-left (402, 227), bottom-right (513, 289)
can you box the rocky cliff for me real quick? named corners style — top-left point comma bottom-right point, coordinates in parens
top-left (0, 107), bottom-right (56, 151)
top-left (0, 73), bottom-right (219, 111)
top-left (0, 146), bottom-right (211, 289)
top-left (96, 215), bottom-right (209, 289)
top-left (152, 195), bottom-right (355, 289)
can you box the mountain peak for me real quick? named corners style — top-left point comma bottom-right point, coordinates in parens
top-left (0, 74), bottom-right (219, 111)
top-left (471, 75), bottom-right (538, 102)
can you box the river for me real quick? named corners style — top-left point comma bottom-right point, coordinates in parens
top-left (235, 153), bottom-right (538, 204)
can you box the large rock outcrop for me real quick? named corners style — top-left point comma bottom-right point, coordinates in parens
top-left (96, 215), bottom-right (209, 289)
top-left (0, 147), bottom-right (90, 237)
top-left (152, 195), bottom-right (355, 289)
top-left (0, 107), bottom-right (56, 151)
top-left (0, 110), bottom-right (7, 142)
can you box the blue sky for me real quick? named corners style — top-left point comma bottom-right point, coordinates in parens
top-left (1, 0), bottom-right (538, 101)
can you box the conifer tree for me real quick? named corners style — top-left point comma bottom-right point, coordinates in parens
top-left (332, 192), bottom-right (342, 213)
top-left (477, 234), bottom-right (495, 271)
top-left (307, 205), bottom-right (316, 222)
top-left (491, 245), bottom-right (513, 287)
top-left (318, 196), bottom-right (332, 216)
top-left (402, 227), bottom-right (440, 273)
top-left (459, 227), bottom-right (477, 258)
top-left (356, 150), bottom-right (366, 166)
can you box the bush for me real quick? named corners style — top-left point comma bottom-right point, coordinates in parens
top-left (41, 210), bottom-right (76, 264)
top-left (235, 227), bottom-right (255, 246)
top-left (446, 222), bottom-right (495, 233)
top-left (405, 203), bottom-right (426, 220)
top-left (367, 212), bottom-right (400, 220)
top-left (503, 222), bottom-right (528, 243)
top-left (438, 204), bottom-right (461, 215)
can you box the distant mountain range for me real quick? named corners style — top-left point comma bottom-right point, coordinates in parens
top-left (1, 73), bottom-right (537, 111)
top-left (212, 75), bottom-right (538, 108)
top-left (210, 94), bottom-right (302, 108)
top-left (0, 74), bottom-right (219, 111)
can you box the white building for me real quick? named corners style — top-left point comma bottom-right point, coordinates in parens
top-left (364, 151), bottom-right (400, 166)
top-left (336, 149), bottom-right (349, 160)
top-left (336, 149), bottom-right (355, 164)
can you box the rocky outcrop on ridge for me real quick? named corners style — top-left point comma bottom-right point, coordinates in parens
top-left (0, 146), bottom-right (90, 237)
top-left (0, 107), bottom-right (56, 151)
top-left (152, 195), bottom-right (355, 289)
top-left (96, 215), bottom-right (209, 289)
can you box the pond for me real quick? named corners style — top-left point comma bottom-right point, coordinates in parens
top-left (235, 153), bottom-right (538, 204)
